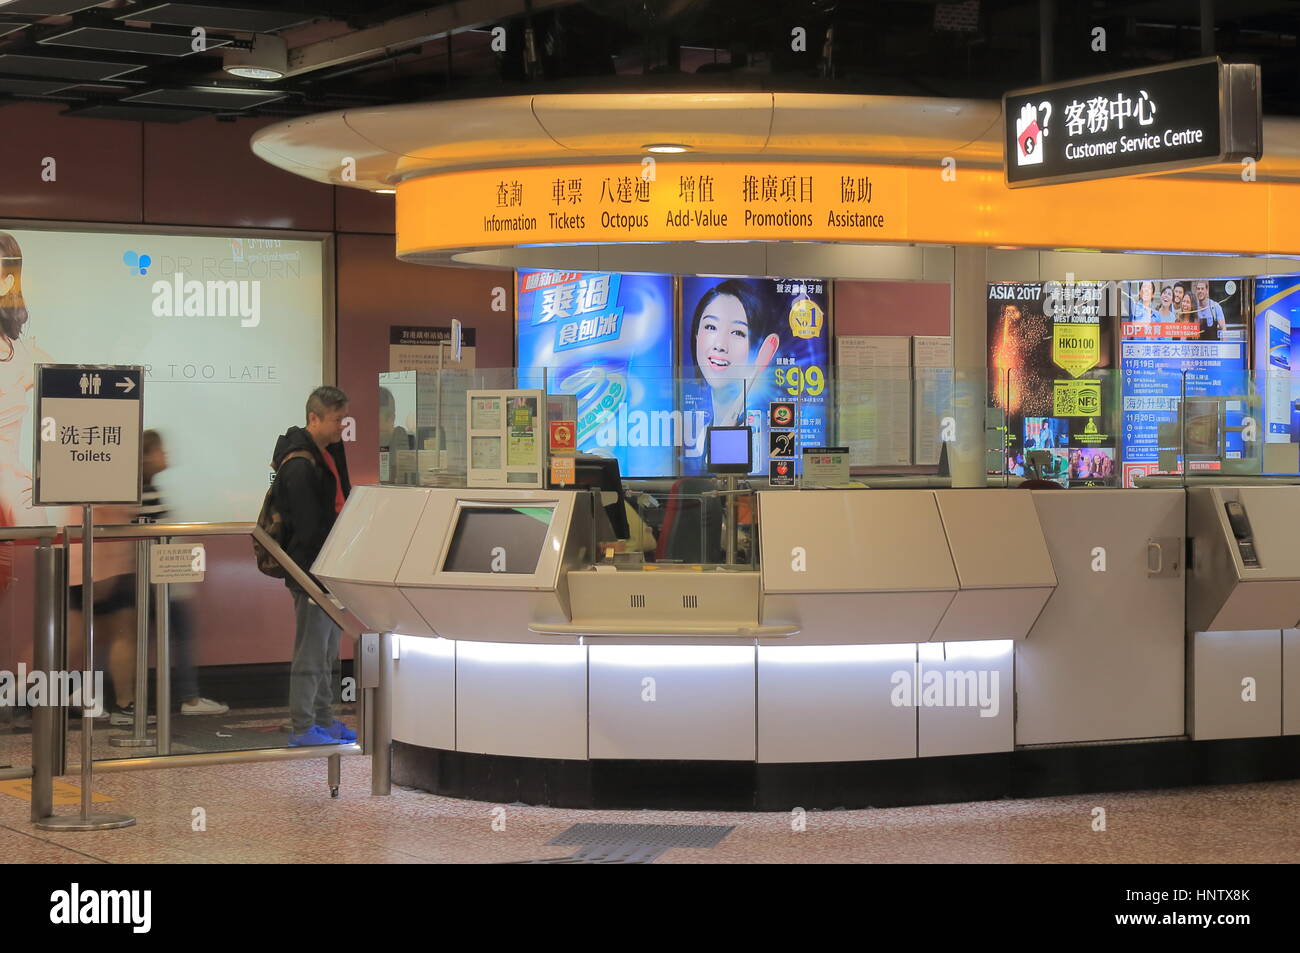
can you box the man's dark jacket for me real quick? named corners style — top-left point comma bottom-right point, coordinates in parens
top-left (272, 426), bottom-right (351, 589)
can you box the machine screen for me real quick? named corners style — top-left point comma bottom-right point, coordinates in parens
top-left (706, 426), bottom-right (753, 474)
top-left (442, 505), bottom-right (555, 574)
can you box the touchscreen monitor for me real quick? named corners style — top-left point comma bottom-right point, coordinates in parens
top-left (442, 504), bottom-right (555, 574)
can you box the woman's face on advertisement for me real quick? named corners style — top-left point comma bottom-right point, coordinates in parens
top-left (1160, 286), bottom-right (1174, 309)
top-left (1140, 281), bottom-right (1154, 303)
top-left (696, 294), bottom-right (752, 387)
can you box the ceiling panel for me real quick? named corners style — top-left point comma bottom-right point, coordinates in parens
top-left (0, 22), bottom-right (30, 38)
top-left (0, 52), bottom-right (144, 79)
top-left (122, 85), bottom-right (285, 108)
top-left (0, 75), bottom-right (74, 94)
top-left (123, 3), bottom-right (317, 34)
top-left (0, 0), bottom-right (107, 14)
top-left (40, 25), bottom-right (231, 57)
top-left (63, 101), bottom-right (204, 122)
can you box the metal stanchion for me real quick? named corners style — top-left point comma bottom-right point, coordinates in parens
top-left (328, 753), bottom-right (341, 799)
top-left (37, 508), bottom-right (135, 831)
top-left (154, 539), bottom-right (171, 756)
top-left (360, 631), bottom-right (390, 796)
top-left (110, 539), bottom-right (154, 749)
top-left (30, 537), bottom-right (59, 824)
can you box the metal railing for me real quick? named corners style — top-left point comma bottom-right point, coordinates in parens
top-left (0, 519), bottom-right (392, 826)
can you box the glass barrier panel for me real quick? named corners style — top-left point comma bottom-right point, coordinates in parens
top-left (0, 539), bottom-right (20, 769)
top-left (66, 533), bottom-right (354, 763)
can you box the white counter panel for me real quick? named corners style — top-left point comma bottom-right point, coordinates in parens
top-left (455, 640), bottom-right (588, 760)
top-left (1286, 629), bottom-right (1300, 737)
top-left (391, 636), bottom-right (455, 750)
top-left (588, 645), bottom-right (756, 760)
top-left (1189, 630), bottom-right (1282, 740)
top-left (757, 644), bottom-right (917, 763)
top-left (916, 641), bottom-right (1015, 757)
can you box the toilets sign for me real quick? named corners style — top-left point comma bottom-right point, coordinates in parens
top-left (34, 365), bottom-right (143, 506)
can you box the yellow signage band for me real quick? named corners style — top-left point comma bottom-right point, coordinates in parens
top-left (396, 160), bottom-right (1300, 259)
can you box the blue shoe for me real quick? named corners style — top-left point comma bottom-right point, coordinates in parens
top-left (322, 719), bottom-right (357, 743)
top-left (289, 725), bottom-right (342, 747)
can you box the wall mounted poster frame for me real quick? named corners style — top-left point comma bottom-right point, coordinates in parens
top-left (467, 389), bottom-right (545, 488)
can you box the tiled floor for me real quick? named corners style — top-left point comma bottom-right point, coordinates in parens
top-left (1, 755), bottom-right (1298, 863)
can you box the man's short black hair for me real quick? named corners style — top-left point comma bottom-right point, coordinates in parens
top-left (306, 385), bottom-right (349, 423)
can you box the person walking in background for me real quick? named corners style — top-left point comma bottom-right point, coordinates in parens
top-left (272, 386), bottom-right (356, 747)
top-left (139, 430), bottom-right (228, 716)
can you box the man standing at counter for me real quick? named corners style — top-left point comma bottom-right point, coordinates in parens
top-left (273, 386), bottom-right (357, 747)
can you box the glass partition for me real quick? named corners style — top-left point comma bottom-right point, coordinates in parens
top-left (379, 364), bottom-right (1006, 490)
top-left (42, 531), bottom-right (358, 764)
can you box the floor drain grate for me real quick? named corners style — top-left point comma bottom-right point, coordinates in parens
top-left (508, 823), bottom-right (735, 864)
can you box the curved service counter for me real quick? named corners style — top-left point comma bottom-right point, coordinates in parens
top-left (313, 482), bottom-right (1300, 809)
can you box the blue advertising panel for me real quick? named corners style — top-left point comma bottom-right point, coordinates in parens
top-left (1119, 278), bottom-right (1247, 485)
top-left (679, 276), bottom-right (830, 475)
top-left (515, 269), bottom-right (675, 476)
top-left (1254, 276), bottom-right (1300, 443)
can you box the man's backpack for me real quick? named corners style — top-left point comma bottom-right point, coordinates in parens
top-left (252, 450), bottom-right (315, 578)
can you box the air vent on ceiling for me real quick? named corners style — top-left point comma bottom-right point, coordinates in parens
top-left (682, 594), bottom-right (698, 609)
top-left (123, 3), bottom-right (316, 34)
top-left (41, 26), bottom-right (231, 57)
top-left (122, 86), bottom-right (284, 109)
top-left (629, 594), bottom-right (646, 609)
top-left (0, 53), bottom-right (144, 81)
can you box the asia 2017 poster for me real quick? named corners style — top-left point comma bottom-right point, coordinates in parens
top-left (987, 280), bottom-right (1118, 486)
top-left (679, 276), bottom-right (830, 476)
top-left (515, 269), bottom-right (675, 476)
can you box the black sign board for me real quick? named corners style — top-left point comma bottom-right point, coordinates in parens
top-left (1004, 57), bottom-right (1261, 188)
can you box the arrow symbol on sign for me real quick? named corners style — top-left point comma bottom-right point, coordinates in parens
top-left (115, 378), bottom-right (136, 394)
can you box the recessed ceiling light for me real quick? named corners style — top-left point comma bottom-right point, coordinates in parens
top-left (222, 34), bottom-right (286, 81)
top-left (226, 66), bottom-right (283, 80)
top-left (374, 188), bottom-right (395, 194)
top-left (643, 143), bottom-right (691, 154)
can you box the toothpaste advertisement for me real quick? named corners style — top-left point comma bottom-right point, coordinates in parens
top-left (679, 276), bottom-right (830, 476)
top-left (1119, 279), bottom-right (1247, 485)
top-left (515, 269), bottom-right (675, 476)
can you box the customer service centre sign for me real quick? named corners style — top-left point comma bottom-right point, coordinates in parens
top-left (1005, 57), bottom-right (1261, 187)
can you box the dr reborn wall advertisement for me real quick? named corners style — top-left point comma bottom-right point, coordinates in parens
top-left (679, 276), bottom-right (830, 475)
top-left (0, 226), bottom-right (324, 585)
top-left (1119, 278), bottom-right (1247, 485)
top-left (987, 281), bottom-right (1117, 486)
top-left (515, 269), bottom-right (675, 476)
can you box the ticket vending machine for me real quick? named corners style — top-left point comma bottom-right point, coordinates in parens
top-left (1185, 485), bottom-right (1300, 739)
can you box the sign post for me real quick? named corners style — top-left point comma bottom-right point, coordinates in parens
top-left (33, 364), bottom-right (142, 832)
top-left (1004, 57), bottom-right (1261, 188)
